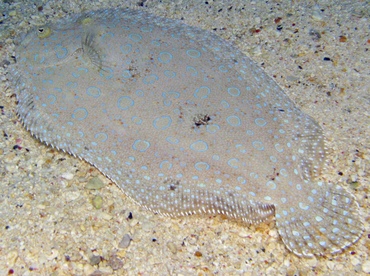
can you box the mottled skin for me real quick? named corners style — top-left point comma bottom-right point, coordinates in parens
top-left (10, 8), bottom-right (363, 257)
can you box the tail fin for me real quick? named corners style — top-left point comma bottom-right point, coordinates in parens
top-left (275, 182), bottom-right (363, 257)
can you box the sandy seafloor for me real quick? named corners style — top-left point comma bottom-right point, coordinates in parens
top-left (0, 0), bottom-right (369, 275)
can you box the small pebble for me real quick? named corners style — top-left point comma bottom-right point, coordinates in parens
top-left (129, 219), bottom-right (139, 227)
top-left (46, 249), bottom-right (59, 260)
top-left (65, 191), bottom-right (80, 202)
top-left (7, 250), bottom-right (18, 266)
top-left (118, 234), bottom-right (131, 248)
top-left (61, 172), bottom-right (74, 180)
top-left (194, 251), bottom-right (202, 257)
top-left (92, 195), bottom-right (103, 209)
top-left (362, 260), bottom-right (370, 273)
top-left (83, 263), bottom-right (96, 275)
top-left (98, 212), bottom-right (112, 220)
top-left (108, 254), bottom-right (124, 270)
top-left (350, 256), bottom-right (361, 266)
top-left (86, 176), bottom-right (105, 190)
top-left (306, 256), bottom-right (317, 267)
top-left (90, 255), bottom-right (101, 266)
top-left (311, 11), bottom-right (322, 21)
top-left (166, 241), bottom-right (177, 254)
top-left (327, 261), bottom-right (335, 270)
top-left (238, 230), bottom-right (251, 238)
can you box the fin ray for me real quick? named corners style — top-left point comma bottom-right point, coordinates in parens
top-left (275, 183), bottom-right (363, 257)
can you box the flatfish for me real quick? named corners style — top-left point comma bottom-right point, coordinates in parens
top-left (9, 8), bottom-right (363, 257)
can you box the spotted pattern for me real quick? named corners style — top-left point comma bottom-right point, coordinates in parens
top-left (10, 8), bottom-right (363, 257)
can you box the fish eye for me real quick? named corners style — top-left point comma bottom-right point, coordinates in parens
top-left (37, 26), bottom-right (52, 39)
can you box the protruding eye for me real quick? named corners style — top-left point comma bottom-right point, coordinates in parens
top-left (37, 26), bottom-right (52, 39)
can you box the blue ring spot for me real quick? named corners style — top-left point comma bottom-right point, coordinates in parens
top-left (158, 52), bottom-right (173, 64)
top-left (128, 33), bottom-right (142, 42)
top-left (67, 82), bottom-right (78, 88)
top-left (141, 26), bottom-right (153, 32)
top-left (219, 65), bottom-right (228, 73)
top-left (45, 68), bottom-right (54, 75)
top-left (266, 181), bottom-right (277, 190)
top-left (275, 143), bottom-right (284, 152)
top-left (186, 49), bottom-right (201, 58)
top-left (206, 124), bottom-right (220, 134)
top-left (270, 155), bottom-right (277, 163)
top-left (280, 168), bottom-right (288, 177)
top-left (47, 94), bottom-right (56, 104)
top-left (246, 130), bottom-right (254, 136)
top-left (171, 33), bottom-right (181, 39)
top-left (194, 86), bottom-right (211, 99)
top-left (151, 39), bottom-right (161, 46)
top-left (143, 74), bottom-right (158, 84)
top-left (237, 176), bottom-right (246, 184)
top-left (34, 54), bottom-right (45, 64)
top-left (186, 66), bottom-right (198, 76)
top-left (162, 91), bottom-right (180, 99)
top-left (166, 136), bottom-right (179, 144)
top-left (120, 44), bottom-right (132, 54)
top-left (132, 139), bottom-right (150, 152)
top-left (94, 132), bottom-right (108, 142)
top-left (132, 116), bottom-right (143, 125)
top-left (164, 70), bottom-right (176, 78)
top-left (86, 86), bottom-right (101, 98)
top-left (227, 87), bottom-right (241, 97)
top-left (159, 160), bottom-right (172, 170)
top-left (153, 115), bottom-right (172, 130)
top-left (252, 140), bottom-right (264, 151)
top-left (190, 140), bottom-right (208, 152)
top-left (227, 158), bottom-right (239, 169)
top-left (122, 70), bottom-right (132, 79)
top-left (78, 67), bottom-right (88, 74)
top-left (42, 79), bottom-right (53, 84)
top-left (117, 96), bottom-right (134, 110)
top-left (72, 108), bottom-right (88, 121)
top-left (194, 162), bottom-right (210, 171)
top-left (255, 118), bottom-right (267, 126)
top-left (226, 115), bottom-right (241, 127)
top-left (135, 90), bottom-right (144, 97)
top-left (102, 32), bottom-right (114, 40)
top-left (55, 45), bottom-right (68, 59)
top-left (236, 144), bottom-right (246, 154)
top-left (221, 100), bottom-right (230, 108)
top-left (99, 67), bottom-right (114, 80)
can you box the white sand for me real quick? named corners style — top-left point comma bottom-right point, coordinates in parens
top-left (0, 0), bottom-right (369, 275)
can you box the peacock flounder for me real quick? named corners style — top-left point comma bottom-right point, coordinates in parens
top-left (9, 8), bottom-right (363, 257)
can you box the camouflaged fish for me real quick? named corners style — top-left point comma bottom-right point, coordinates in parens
top-left (9, 8), bottom-right (363, 257)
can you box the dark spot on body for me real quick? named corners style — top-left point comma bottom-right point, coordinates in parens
top-left (164, 178), bottom-right (181, 191)
top-left (193, 114), bottom-right (211, 128)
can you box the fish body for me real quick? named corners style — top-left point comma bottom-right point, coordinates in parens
top-left (9, 8), bottom-right (363, 257)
